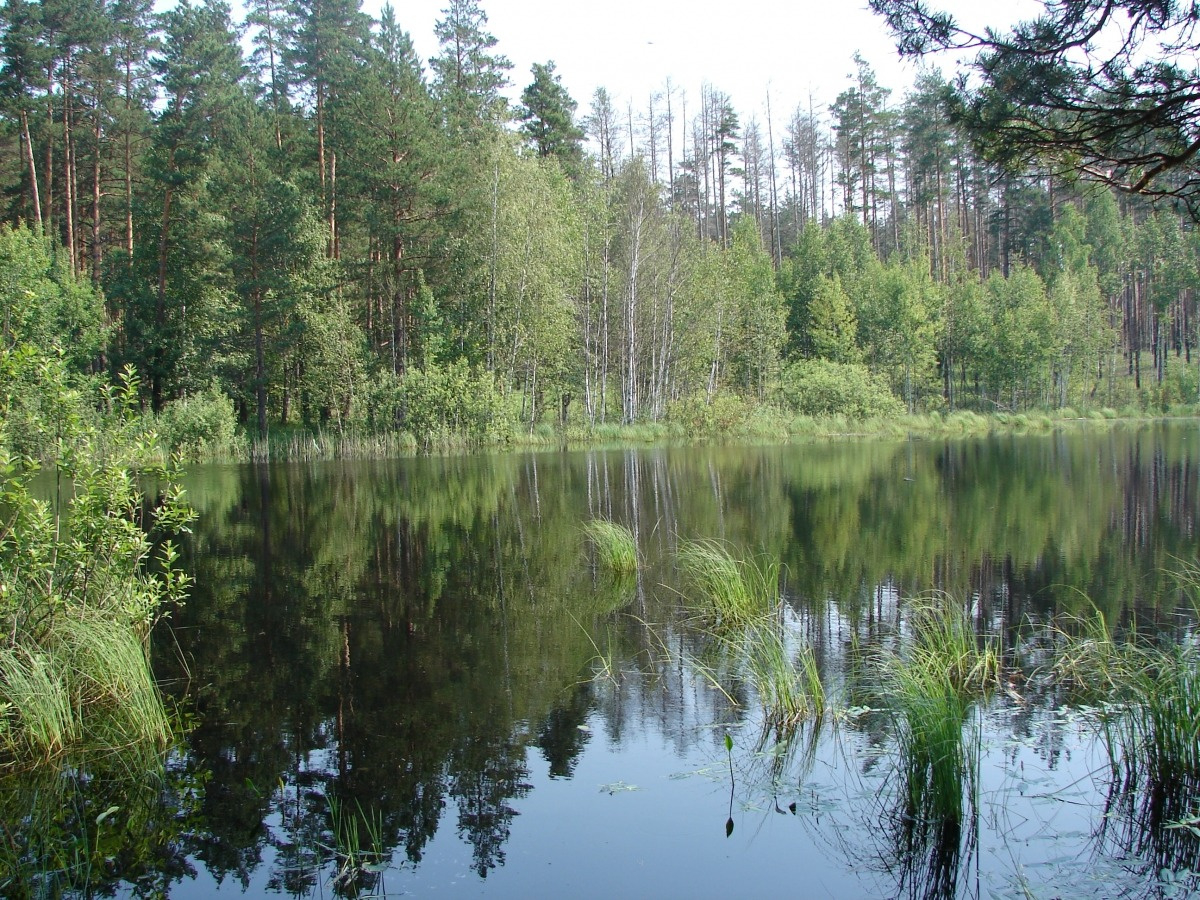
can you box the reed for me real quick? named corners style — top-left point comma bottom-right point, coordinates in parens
top-left (583, 520), bottom-right (638, 574)
top-left (677, 541), bottom-right (778, 630)
top-left (1051, 599), bottom-right (1200, 830)
top-left (327, 795), bottom-right (388, 893)
top-left (885, 661), bottom-right (978, 823)
top-left (904, 597), bottom-right (1000, 695)
top-left (0, 647), bottom-right (75, 763)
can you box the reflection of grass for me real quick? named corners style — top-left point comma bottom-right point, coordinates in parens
top-left (583, 520), bottom-right (638, 574)
top-left (0, 743), bottom-right (185, 896)
top-left (678, 541), bottom-right (777, 630)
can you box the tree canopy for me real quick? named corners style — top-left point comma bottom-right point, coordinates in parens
top-left (870, 0), bottom-right (1200, 215)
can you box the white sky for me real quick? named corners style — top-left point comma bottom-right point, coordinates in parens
top-left (373, 0), bottom-right (953, 127)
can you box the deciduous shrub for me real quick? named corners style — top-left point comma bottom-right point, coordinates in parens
top-left (778, 359), bottom-right (904, 419)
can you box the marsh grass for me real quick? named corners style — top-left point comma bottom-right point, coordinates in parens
top-left (886, 663), bottom-right (979, 823)
top-left (0, 612), bottom-right (170, 769)
top-left (904, 597), bottom-right (1000, 695)
top-left (876, 598), bottom-right (998, 825)
top-left (741, 624), bottom-right (825, 729)
top-left (677, 541), bottom-right (778, 630)
top-left (1049, 598), bottom-right (1200, 874)
top-left (583, 520), bottom-right (638, 574)
top-left (327, 795), bottom-right (389, 894)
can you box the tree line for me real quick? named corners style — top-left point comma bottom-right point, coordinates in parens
top-left (1, 0), bottom-right (1197, 452)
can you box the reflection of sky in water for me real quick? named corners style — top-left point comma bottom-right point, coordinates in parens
top-left (160, 671), bottom-right (1160, 899)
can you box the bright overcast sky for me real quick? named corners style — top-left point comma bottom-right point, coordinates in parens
top-left (369, 0), bottom-right (993, 125)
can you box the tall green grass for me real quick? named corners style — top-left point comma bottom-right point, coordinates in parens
top-left (1051, 603), bottom-right (1200, 875)
top-left (876, 598), bottom-right (998, 825)
top-left (1053, 608), bottom-right (1200, 791)
top-left (0, 612), bottom-right (170, 769)
top-left (742, 624), bottom-right (825, 728)
top-left (583, 520), bottom-right (638, 574)
top-left (677, 541), bottom-right (778, 630)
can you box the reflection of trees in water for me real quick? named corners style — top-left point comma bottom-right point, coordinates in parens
top-left (150, 427), bottom-right (1198, 891)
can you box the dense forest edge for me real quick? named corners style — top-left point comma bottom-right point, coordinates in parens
top-left (0, 0), bottom-right (1198, 466)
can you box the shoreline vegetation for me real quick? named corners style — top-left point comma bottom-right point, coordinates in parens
top-left (175, 402), bottom-right (1196, 464)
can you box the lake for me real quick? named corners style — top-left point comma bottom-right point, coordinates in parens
top-left (13, 422), bottom-right (1200, 898)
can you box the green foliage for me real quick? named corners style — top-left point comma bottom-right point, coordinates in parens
top-left (0, 357), bottom-right (193, 766)
top-left (779, 358), bottom-right (904, 419)
top-left (393, 359), bottom-right (513, 448)
top-left (157, 383), bottom-right (240, 461)
top-left (518, 61), bottom-right (583, 172)
top-left (807, 274), bottom-right (860, 363)
top-left (583, 520), bottom-right (638, 574)
top-left (0, 225), bottom-right (106, 373)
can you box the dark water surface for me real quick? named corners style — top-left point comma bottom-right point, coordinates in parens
top-left (48, 424), bottom-right (1200, 897)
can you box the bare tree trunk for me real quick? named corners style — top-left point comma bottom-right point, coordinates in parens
top-left (91, 97), bottom-right (102, 283)
top-left (19, 109), bottom-right (42, 228)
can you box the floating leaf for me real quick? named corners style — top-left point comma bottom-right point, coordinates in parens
top-left (599, 781), bottom-right (640, 795)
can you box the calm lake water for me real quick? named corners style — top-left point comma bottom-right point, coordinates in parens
top-left (22, 423), bottom-right (1200, 898)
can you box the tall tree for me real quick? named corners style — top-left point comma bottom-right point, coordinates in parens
top-left (518, 61), bottom-right (583, 175)
top-left (429, 0), bottom-right (510, 131)
top-left (871, 0), bottom-right (1200, 216)
top-left (131, 0), bottom-right (246, 408)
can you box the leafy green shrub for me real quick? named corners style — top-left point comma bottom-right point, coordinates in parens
top-left (158, 383), bottom-right (239, 460)
top-left (396, 360), bottom-right (514, 448)
top-left (0, 358), bottom-right (192, 767)
top-left (778, 359), bottom-right (904, 419)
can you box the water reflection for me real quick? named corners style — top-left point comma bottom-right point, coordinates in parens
top-left (131, 424), bottom-right (1200, 895)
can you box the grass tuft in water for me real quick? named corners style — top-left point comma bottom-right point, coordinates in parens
top-left (1054, 607), bottom-right (1200, 791)
top-left (742, 624), bottom-right (825, 729)
top-left (583, 520), bottom-right (638, 574)
top-left (876, 597), bottom-right (998, 825)
top-left (904, 597), bottom-right (1000, 695)
top-left (0, 611), bottom-right (170, 768)
top-left (327, 795), bottom-right (389, 894)
top-left (677, 541), bottom-right (778, 630)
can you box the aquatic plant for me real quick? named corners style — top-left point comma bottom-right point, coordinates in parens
top-left (0, 611), bottom-right (171, 767)
top-left (742, 624), bottom-right (825, 728)
top-left (326, 795), bottom-right (389, 895)
top-left (583, 519), bottom-right (638, 574)
top-left (677, 541), bottom-right (778, 630)
top-left (885, 661), bottom-right (979, 823)
top-left (876, 598), bottom-right (997, 825)
top-left (903, 597), bottom-right (1000, 695)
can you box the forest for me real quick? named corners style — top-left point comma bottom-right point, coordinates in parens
top-left (1, 0), bottom-right (1199, 459)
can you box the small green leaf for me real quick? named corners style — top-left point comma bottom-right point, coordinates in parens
top-left (724, 733), bottom-right (733, 753)
top-left (95, 805), bottom-right (120, 826)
